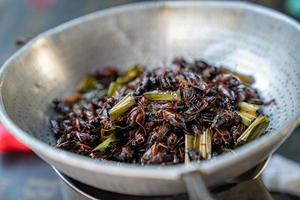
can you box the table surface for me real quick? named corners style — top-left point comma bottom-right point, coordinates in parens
top-left (0, 0), bottom-right (300, 199)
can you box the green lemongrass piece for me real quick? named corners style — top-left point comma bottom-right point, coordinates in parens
top-left (198, 129), bottom-right (212, 160)
top-left (185, 135), bottom-right (194, 163)
top-left (237, 115), bottom-right (269, 145)
top-left (116, 65), bottom-right (143, 85)
top-left (108, 65), bottom-right (142, 96)
top-left (109, 95), bottom-right (136, 120)
top-left (238, 111), bottom-right (254, 126)
top-left (77, 77), bottom-right (97, 93)
top-left (249, 116), bottom-right (270, 141)
top-left (100, 125), bottom-right (127, 138)
top-left (144, 91), bottom-right (181, 101)
top-left (193, 134), bottom-right (200, 150)
top-left (241, 110), bottom-right (257, 120)
top-left (107, 82), bottom-right (120, 97)
top-left (239, 102), bottom-right (261, 114)
top-left (220, 67), bottom-right (254, 85)
top-left (100, 125), bottom-right (122, 138)
top-left (93, 134), bottom-right (116, 152)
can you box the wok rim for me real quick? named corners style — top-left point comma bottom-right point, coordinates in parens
top-left (0, 1), bottom-right (299, 180)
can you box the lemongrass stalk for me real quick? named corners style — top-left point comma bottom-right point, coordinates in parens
top-left (193, 134), bottom-right (200, 150)
top-left (198, 129), bottom-right (212, 160)
top-left (107, 82), bottom-right (120, 97)
top-left (93, 134), bottom-right (116, 151)
top-left (249, 116), bottom-right (270, 140)
top-left (144, 91), bottom-right (181, 101)
top-left (77, 77), bottom-right (97, 93)
top-left (185, 134), bottom-right (194, 163)
top-left (100, 125), bottom-right (124, 138)
top-left (109, 95), bottom-right (136, 120)
top-left (116, 65), bottom-right (143, 85)
top-left (237, 115), bottom-right (269, 145)
top-left (238, 111), bottom-right (255, 126)
top-left (239, 102), bottom-right (261, 114)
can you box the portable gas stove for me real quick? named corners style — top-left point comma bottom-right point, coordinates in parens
top-left (54, 158), bottom-right (273, 200)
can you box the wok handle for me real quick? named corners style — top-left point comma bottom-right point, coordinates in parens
top-left (182, 171), bottom-right (273, 200)
top-left (182, 171), bottom-right (214, 200)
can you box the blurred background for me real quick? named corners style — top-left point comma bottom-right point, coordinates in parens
top-left (0, 0), bottom-right (300, 199)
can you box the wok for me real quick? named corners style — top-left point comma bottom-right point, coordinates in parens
top-left (0, 1), bottom-right (300, 199)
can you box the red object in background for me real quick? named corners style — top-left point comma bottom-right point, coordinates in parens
top-left (28, 0), bottom-right (55, 10)
top-left (0, 125), bottom-right (30, 153)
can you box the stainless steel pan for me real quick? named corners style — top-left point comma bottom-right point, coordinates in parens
top-left (0, 1), bottom-right (300, 198)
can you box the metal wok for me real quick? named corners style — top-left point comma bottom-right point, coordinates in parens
top-left (0, 1), bottom-right (300, 198)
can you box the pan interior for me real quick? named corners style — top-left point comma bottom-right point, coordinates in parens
top-left (1, 3), bottom-right (300, 156)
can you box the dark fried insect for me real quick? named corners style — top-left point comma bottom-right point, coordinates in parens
top-left (156, 110), bottom-right (186, 130)
top-left (128, 105), bottom-right (145, 127)
top-left (51, 58), bottom-right (269, 165)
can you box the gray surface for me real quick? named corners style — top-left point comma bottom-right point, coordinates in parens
top-left (0, 0), bottom-right (299, 199)
top-left (277, 127), bottom-right (300, 163)
top-left (0, 153), bottom-right (61, 200)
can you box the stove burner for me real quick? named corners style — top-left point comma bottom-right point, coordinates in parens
top-left (53, 157), bottom-right (271, 200)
